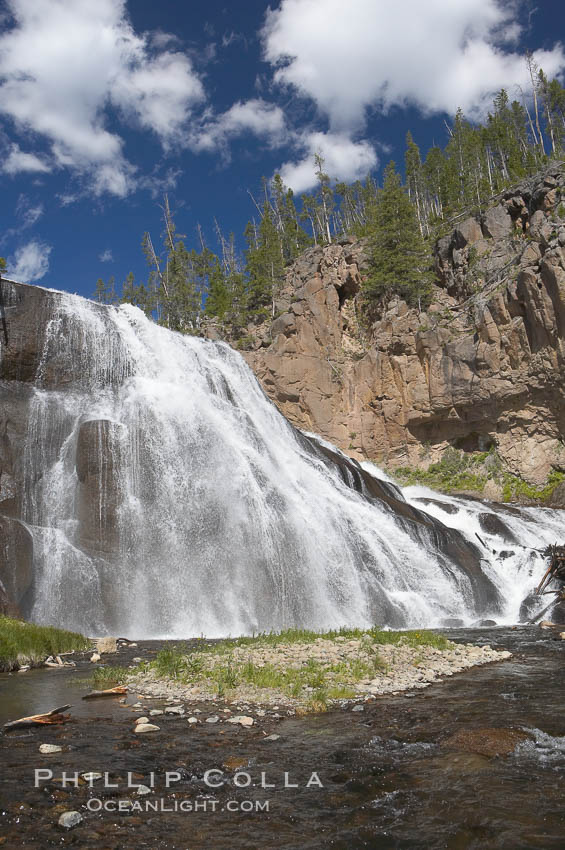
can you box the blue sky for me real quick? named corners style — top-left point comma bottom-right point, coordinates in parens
top-left (1, 0), bottom-right (564, 298)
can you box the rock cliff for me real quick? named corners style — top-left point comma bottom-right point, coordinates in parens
top-left (214, 165), bottom-right (565, 490)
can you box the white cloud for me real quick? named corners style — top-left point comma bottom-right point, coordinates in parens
top-left (15, 196), bottom-right (44, 228)
top-left (9, 240), bottom-right (51, 282)
top-left (192, 99), bottom-right (287, 153)
top-left (99, 249), bottom-right (114, 263)
top-left (2, 143), bottom-right (51, 175)
top-left (111, 51), bottom-right (204, 145)
top-left (262, 0), bottom-right (565, 130)
top-left (0, 0), bottom-right (205, 196)
top-left (278, 132), bottom-right (378, 193)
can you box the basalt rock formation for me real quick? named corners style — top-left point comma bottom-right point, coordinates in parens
top-left (217, 165), bottom-right (565, 491)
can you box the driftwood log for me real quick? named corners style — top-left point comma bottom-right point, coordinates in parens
top-left (536, 545), bottom-right (565, 594)
top-left (82, 686), bottom-right (128, 700)
top-left (2, 705), bottom-right (71, 731)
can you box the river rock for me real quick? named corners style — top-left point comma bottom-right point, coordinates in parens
top-left (227, 715), bottom-right (254, 727)
top-left (39, 743), bottom-right (62, 754)
top-left (95, 637), bottom-right (117, 654)
top-left (134, 723), bottom-right (160, 733)
top-left (135, 785), bottom-right (152, 796)
top-left (81, 772), bottom-right (103, 782)
top-left (443, 727), bottom-right (530, 757)
top-left (58, 811), bottom-right (83, 829)
top-left (90, 652), bottom-right (101, 663)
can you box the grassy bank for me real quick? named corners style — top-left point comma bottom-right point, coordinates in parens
top-left (95, 626), bottom-right (455, 712)
top-left (0, 617), bottom-right (89, 672)
top-left (392, 447), bottom-right (565, 503)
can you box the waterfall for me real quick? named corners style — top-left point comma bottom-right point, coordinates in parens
top-left (15, 291), bottom-right (563, 637)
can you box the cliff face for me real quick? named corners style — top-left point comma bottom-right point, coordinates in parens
top-left (221, 165), bottom-right (565, 487)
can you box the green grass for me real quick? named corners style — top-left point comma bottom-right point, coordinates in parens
top-left (129, 627), bottom-right (451, 710)
top-left (393, 447), bottom-right (491, 493)
top-left (199, 625), bottom-right (451, 651)
top-left (90, 665), bottom-right (131, 686)
top-left (392, 447), bottom-right (565, 504)
top-left (501, 470), bottom-right (565, 503)
top-left (0, 616), bottom-right (89, 671)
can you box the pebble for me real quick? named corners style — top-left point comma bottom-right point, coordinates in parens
top-left (149, 709), bottom-right (164, 716)
top-left (263, 734), bottom-right (280, 742)
top-left (89, 653), bottom-right (101, 663)
top-left (81, 772), bottom-right (103, 783)
top-left (206, 715), bottom-right (220, 724)
top-left (135, 716), bottom-right (149, 725)
top-left (187, 717), bottom-right (198, 724)
top-left (134, 723), bottom-right (160, 733)
top-left (227, 715), bottom-right (254, 727)
top-left (351, 705), bottom-right (364, 712)
top-left (165, 705), bottom-right (185, 715)
top-left (135, 785), bottom-right (152, 796)
top-left (58, 811), bottom-right (83, 829)
top-left (39, 744), bottom-right (62, 754)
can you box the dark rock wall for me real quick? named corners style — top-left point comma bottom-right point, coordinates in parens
top-left (210, 166), bottom-right (565, 488)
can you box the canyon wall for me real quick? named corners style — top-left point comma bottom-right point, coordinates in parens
top-left (214, 166), bottom-right (565, 488)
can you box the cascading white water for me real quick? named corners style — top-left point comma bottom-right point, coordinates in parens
top-left (20, 293), bottom-right (563, 637)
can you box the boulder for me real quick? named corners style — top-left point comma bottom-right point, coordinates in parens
top-left (482, 205), bottom-right (513, 239)
top-left (454, 217), bottom-right (483, 248)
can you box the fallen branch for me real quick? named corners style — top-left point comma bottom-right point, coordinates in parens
top-left (82, 686), bottom-right (128, 700)
top-left (2, 705), bottom-right (71, 732)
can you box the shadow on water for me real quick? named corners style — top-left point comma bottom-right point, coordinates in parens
top-left (0, 627), bottom-right (564, 849)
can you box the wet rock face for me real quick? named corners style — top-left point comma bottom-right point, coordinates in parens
top-left (0, 281), bottom-right (50, 384)
top-left (0, 516), bottom-right (33, 616)
top-left (209, 167), bottom-right (565, 486)
top-left (76, 419), bottom-right (129, 553)
top-left (299, 432), bottom-right (500, 613)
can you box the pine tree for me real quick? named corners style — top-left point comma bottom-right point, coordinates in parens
top-left (94, 276), bottom-right (118, 304)
top-left (244, 202), bottom-right (284, 315)
top-left (405, 131), bottom-right (426, 235)
top-left (363, 162), bottom-right (432, 310)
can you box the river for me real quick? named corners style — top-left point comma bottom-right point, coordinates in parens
top-left (0, 625), bottom-right (564, 849)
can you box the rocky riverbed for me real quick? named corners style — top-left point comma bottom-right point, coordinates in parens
top-left (128, 634), bottom-right (512, 709)
top-left (1, 626), bottom-right (564, 849)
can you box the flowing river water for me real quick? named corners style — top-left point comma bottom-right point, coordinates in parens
top-left (1, 625), bottom-right (564, 849)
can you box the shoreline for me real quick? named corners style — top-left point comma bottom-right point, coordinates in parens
top-left (0, 626), bottom-right (563, 849)
top-left (122, 630), bottom-right (512, 713)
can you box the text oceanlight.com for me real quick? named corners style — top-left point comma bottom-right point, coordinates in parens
top-left (86, 798), bottom-right (271, 813)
